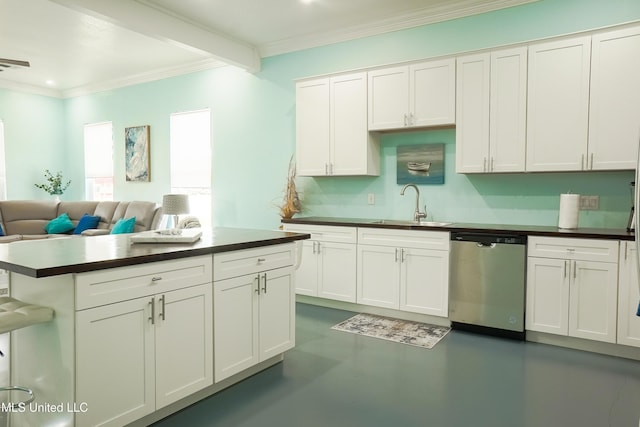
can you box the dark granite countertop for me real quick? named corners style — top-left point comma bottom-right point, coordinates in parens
top-left (282, 216), bottom-right (634, 241)
top-left (0, 227), bottom-right (310, 278)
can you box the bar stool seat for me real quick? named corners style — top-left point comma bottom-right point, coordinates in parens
top-left (0, 297), bottom-right (53, 334)
top-left (0, 296), bottom-right (54, 409)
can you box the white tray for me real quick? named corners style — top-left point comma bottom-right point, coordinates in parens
top-left (130, 229), bottom-right (202, 243)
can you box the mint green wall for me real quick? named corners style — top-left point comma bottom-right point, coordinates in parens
top-left (0, 89), bottom-right (66, 199)
top-left (2, 0), bottom-right (639, 229)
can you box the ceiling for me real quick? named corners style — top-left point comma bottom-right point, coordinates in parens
top-left (0, 0), bottom-right (536, 98)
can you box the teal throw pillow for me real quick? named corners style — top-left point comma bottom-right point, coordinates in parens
top-left (111, 217), bottom-right (136, 234)
top-left (45, 213), bottom-right (75, 234)
top-left (73, 213), bottom-right (101, 235)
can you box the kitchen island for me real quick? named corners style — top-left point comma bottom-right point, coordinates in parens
top-left (1, 228), bottom-right (309, 427)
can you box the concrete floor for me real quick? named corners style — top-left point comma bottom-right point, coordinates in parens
top-left (153, 303), bottom-right (640, 427)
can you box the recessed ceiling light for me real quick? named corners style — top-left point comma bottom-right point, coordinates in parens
top-left (300, 0), bottom-right (314, 4)
top-left (45, 80), bottom-right (55, 86)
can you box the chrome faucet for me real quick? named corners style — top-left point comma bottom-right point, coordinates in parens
top-left (400, 183), bottom-right (427, 223)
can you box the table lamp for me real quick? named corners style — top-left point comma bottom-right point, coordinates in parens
top-left (162, 194), bottom-right (189, 229)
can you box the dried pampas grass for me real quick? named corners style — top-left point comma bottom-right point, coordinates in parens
top-left (279, 156), bottom-right (302, 219)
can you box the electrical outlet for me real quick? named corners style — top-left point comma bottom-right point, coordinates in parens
top-left (579, 195), bottom-right (599, 210)
top-left (367, 193), bottom-right (375, 205)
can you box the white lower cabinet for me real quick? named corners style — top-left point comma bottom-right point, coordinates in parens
top-left (282, 224), bottom-right (357, 302)
top-left (618, 241), bottom-right (640, 347)
top-left (75, 257), bottom-right (214, 427)
top-left (357, 228), bottom-right (449, 317)
top-left (526, 237), bottom-right (619, 343)
top-left (213, 245), bottom-right (296, 382)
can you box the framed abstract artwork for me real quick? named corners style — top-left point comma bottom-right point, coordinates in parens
top-left (125, 125), bottom-right (150, 182)
top-left (397, 143), bottom-right (445, 185)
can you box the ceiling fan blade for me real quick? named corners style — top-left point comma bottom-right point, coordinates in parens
top-left (0, 58), bottom-right (30, 67)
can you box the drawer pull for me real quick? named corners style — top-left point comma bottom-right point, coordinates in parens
top-left (151, 276), bottom-right (163, 282)
top-left (257, 258), bottom-right (266, 264)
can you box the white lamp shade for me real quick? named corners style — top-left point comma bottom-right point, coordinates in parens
top-left (162, 194), bottom-right (189, 215)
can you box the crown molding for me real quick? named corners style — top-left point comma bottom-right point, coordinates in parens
top-left (0, 79), bottom-right (63, 98)
top-left (60, 58), bottom-right (227, 98)
top-left (259, 0), bottom-right (539, 57)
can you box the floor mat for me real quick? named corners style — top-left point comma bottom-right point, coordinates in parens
top-left (331, 313), bottom-right (450, 349)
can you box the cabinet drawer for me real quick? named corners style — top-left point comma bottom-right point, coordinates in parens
top-left (357, 227), bottom-right (449, 251)
top-left (214, 243), bottom-right (295, 281)
top-left (282, 224), bottom-right (356, 244)
top-left (76, 255), bottom-right (213, 310)
top-left (528, 236), bottom-right (618, 263)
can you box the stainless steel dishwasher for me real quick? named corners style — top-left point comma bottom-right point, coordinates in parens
top-left (449, 232), bottom-right (527, 340)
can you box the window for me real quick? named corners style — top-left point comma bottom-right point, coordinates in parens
top-left (0, 120), bottom-right (6, 200)
top-left (170, 109), bottom-right (212, 229)
top-left (84, 122), bottom-right (114, 201)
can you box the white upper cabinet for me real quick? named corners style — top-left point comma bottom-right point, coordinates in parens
top-left (588, 25), bottom-right (640, 170)
top-left (526, 36), bottom-right (592, 172)
top-left (490, 47), bottom-right (528, 172)
top-left (456, 47), bottom-right (527, 173)
top-left (295, 78), bottom-right (330, 176)
top-left (367, 66), bottom-right (408, 130)
top-left (456, 53), bottom-right (490, 173)
top-left (330, 73), bottom-right (379, 175)
top-left (368, 58), bottom-right (455, 131)
top-left (296, 72), bottom-right (379, 176)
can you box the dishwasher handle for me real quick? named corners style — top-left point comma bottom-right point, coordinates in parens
top-left (476, 242), bottom-right (497, 248)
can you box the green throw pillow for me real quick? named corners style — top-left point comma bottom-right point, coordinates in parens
top-left (111, 217), bottom-right (136, 234)
top-left (45, 213), bottom-right (75, 234)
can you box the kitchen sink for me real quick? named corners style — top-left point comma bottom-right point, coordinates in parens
top-left (370, 219), bottom-right (452, 227)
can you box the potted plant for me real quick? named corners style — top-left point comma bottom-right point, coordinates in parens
top-left (35, 169), bottom-right (71, 201)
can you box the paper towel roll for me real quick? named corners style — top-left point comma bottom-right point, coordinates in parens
top-left (558, 194), bottom-right (580, 229)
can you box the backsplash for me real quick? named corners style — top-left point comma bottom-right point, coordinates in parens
top-left (298, 129), bottom-right (634, 229)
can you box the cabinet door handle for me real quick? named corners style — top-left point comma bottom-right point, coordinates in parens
top-left (316, 242), bottom-right (321, 254)
top-left (403, 113), bottom-right (408, 126)
top-left (624, 241), bottom-right (628, 261)
top-left (401, 248), bottom-right (406, 263)
top-left (261, 273), bottom-right (268, 294)
top-left (254, 275), bottom-right (261, 295)
top-left (159, 295), bottom-right (166, 321)
top-left (483, 157), bottom-right (487, 172)
top-left (312, 241), bottom-right (317, 254)
top-left (149, 297), bottom-right (155, 325)
top-left (325, 163), bottom-right (328, 175)
top-left (590, 153), bottom-right (594, 170)
top-left (151, 276), bottom-right (162, 282)
top-left (409, 113), bottom-right (414, 126)
top-left (491, 157), bottom-right (494, 172)
top-left (573, 261), bottom-right (577, 279)
top-left (394, 248), bottom-right (398, 262)
top-left (564, 260), bottom-right (568, 278)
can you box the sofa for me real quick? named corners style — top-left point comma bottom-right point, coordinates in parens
top-left (0, 200), bottom-right (162, 243)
